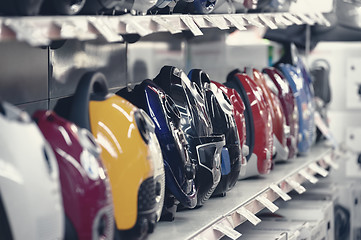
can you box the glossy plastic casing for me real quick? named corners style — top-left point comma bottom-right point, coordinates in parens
top-left (297, 58), bottom-right (316, 146)
top-left (82, 0), bottom-right (156, 14)
top-left (278, 63), bottom-right (314, 155)
top-left (33, 110), bottom-right (114, 240)
top-left (188, 69), bottom-right (242, 196)
top-left (41, 0), bottom-right (85, 15)
top-left (0, 102), bottom-right (64, 240)
top-left (116, 79), bottom-right (196, 217)
top-left (263, 67), bottom-right (299, 159)
top-left (153, 66), bottom-right (224, 207)
top-left (226, 70), bottom-right (273, 178)
top-left (54, 72), bottom-right (159, 238)
top-left (212, 81), bottom-right (248, 177)
top-left (248, 68), bottom-right (289, 161)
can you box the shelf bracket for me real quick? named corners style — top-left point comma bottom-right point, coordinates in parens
top-left (323, 154), bottom-right (339, 170)
top-left (152, 16), bottom-right (182, 34)
top-left (270, 183), bottom-right (291, 201)
top-left (180, 15), bottom-right (203, 36)
top-left (285, 178), bottom-right (306, 194)
top-left (213, 221), bottom-right (241, 240)
top-left (298, 169), bottom-right (319, 184)
top-left (256, 195), bottom-right (279, 213)
top-left (308, 162), bottom-right (329, 177)
top-left (223, 15), bottom-right (247, 31)
top-left (236, 207), bottom-right (261, 226)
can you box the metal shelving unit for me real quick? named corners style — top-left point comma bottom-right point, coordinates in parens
top-left (149, 144), bottom-right (340, 240)
top-left (0, 12), bottom-right (330, 46)
top-left (0, 9), bottom-right (337, 240)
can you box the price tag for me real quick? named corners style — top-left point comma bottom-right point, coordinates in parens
top-left (277, 14), bottom-right (293, 26)
top-left (242, 15), bottom-right (264, 28)
top-left (256, 195), bottom-right (279, 213)
top-left (88, 17), bottom-right (124, 42)
top-left (323, 154), bottom-right (339, 170)
top-left (225, 15), bottom-right (247, 31)
top-left (286, 178), bottom-right (306, 194)
top-left (296, 13), bottom-right (315, 25)
top-left (180, 15), bottom-right (203, 36)
top-left (213, 222), bottom-right (242, 239)
top-left (309, 162), bottom-right (329, 177)
top-left (124, 19), bottom-right (152, 37)
top-left (307, 12), bottom-right (324, 25)
top-left (152, 16), bottom-right (182, 34)
top-left (206, 15), bottom-right (229, 30)
top-left (314, 12), bottom-right (331, 27)
top-left (282, 13), bottom-right (304, 25)
top-left (258, 15), bottom-right (278, 29)
top-left (270, 184), bottom-right (291, 201)
top-left (299, 169), bottom-right (318, 184)
top-left (237, 207), bottom-right (261, 226)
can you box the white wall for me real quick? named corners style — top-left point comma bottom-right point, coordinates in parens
top-left (308, 42), bottom-right (361, 150)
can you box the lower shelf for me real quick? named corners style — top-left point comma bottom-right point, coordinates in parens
top-left (149, 143), bottom-right (339, 240)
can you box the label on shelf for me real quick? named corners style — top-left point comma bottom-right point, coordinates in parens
top-left (323, 154), bottom-right (339, 170)
top-left (123, 19), bottom-right (152, 36)
top-left (314, 12), bottom-right (331, 26)
top-left (88, 17), bottom-right (124, 42)
top-left (152, 16), bottom-right (182, 34)
top-left (236, 207), bottom-right (261, 226)
top-left (308, 162), bottom-right (329, 177)
top-left (256, 195), bottom-right (279, 213)
top-left (224, 15), bottom-right (247, 31)
top-left (205, 15), bottom-right (229, 30)
top-left (296, 13), bottom-right (315, 25)
top-left (242, 15), bottom-right (264, 28)
top-left (270, 184), bottom-right (291, 201)
top-left (285, 178), bottom-right (306, 194)
top-left (180, 16), bottom-right (203, 36)
top-left (299, 169), bottom-right (319, 184)
top-left (213, 222), bottom-right (241, 239)
top-left (275, 14), bottom-right (293, 26)
top-left (282, 13), bottom-right (304, 25)
top-left (258, 15), bottom-right (278, 29)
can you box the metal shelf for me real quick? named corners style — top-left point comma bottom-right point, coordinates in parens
top-left (0, 12), bottom-right (330, 46)
top-left (149, 143), bottom-right (340, 240)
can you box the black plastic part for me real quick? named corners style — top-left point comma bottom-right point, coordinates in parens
top-left (0, 193), bottom-right (13, 240)
top-left (122, 34), bottom-right (142, 44)
top-left (118, 177), bottom-right (157, 240)
top-left (54, 71), bottom-right (109, 131)
top-left (160, 193), bottom-right (177, 222)
top-left (40, 0), bottom-right (85, 15)
top-left (65, 214), bottom-right (79, 240)
top-left (0, 102), bottom-right (5, 116)
top-left (0, 0), bottom-right (44, 16)
top-left (334, 204), bottom-right (350, 240)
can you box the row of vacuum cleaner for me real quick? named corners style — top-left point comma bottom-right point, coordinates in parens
top-left (0, 45), bottom-right (331, 240)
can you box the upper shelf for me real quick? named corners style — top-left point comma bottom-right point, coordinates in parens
top-left (0, 12), bottom-right (330, 46)
top-left (148, 143), bottom-right (341, 240)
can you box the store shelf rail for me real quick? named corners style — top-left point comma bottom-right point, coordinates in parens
top-left (0, 12), bottom-right (330, 46)
top-left (149, 144), bottom-right (342, 240)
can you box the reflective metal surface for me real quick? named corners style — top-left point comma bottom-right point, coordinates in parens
top-left (49, 39), bottom-right (127, 98)
top-left (0, 42), bottom-right (48, 105)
